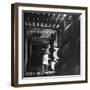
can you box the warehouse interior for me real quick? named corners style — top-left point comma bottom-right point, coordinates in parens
top-left (23, 11), bottom-right (81, 77)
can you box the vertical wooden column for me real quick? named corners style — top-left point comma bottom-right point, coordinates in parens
top-left (56, 21), bottom-right (64, 62)
top-left (24, 30), bottom-right (28, 74)
top-left (55, 21), bottom-right (64, 74)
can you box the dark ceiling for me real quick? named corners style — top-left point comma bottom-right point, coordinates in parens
top-left (24, 12), bottom-right (75, 30)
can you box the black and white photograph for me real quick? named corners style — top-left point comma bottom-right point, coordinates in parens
top-left (24, 11), bottom-right (81, 77)
top-left (11, 3), bottom-right (87, 87)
